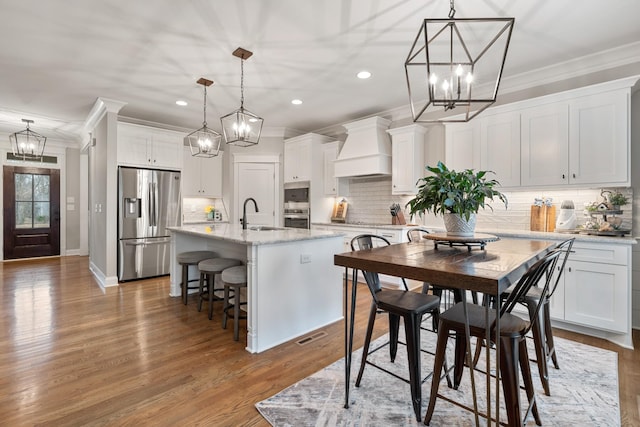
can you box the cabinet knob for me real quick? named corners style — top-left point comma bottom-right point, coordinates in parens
top-left (562, 174), bottom-right (566, 179)
top-left (568, 267), bottom-right (572, 273)
top-left (572, 173), bottom-right (576, 178)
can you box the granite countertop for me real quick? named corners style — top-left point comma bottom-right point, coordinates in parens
top-left (168, 224), bottom-right (344, 246)
top-left (312, 222), bottom-right (421, 231)
top-left (313, 222), bottom-right (636, 245)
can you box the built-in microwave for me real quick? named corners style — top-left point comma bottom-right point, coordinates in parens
top-left (284, 186), bottom-right (310, 229)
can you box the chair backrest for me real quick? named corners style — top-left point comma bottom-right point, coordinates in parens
top-left (501, 248), bottom-right (562, 334)
top-left (406, 227), bottom-right (430, 242)
top-left (350, 234), bottom-right (402, 299)
top-left (547, 238), bottom-right (575, 299)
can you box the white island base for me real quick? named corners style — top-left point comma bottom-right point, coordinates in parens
top-left (168, 224), bottom-right (344, 353)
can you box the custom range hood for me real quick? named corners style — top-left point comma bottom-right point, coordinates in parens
top-left (333, 116), bottom-right (392, 178)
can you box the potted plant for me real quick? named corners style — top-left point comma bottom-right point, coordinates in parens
top-left (607, 191), bottom-right (628, 210)
top-left (406, 161), bottom-right (508, 236)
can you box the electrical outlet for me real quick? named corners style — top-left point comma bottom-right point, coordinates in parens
top-left (191, 204), bottom-right (196, 212)
top-left (300, 254), bottom-right (311, 264)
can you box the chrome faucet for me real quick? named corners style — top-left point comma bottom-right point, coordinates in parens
top-left (242, 197), bottom-right (259, 230)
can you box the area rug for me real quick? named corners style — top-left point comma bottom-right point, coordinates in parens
top-left (256, 330), bottom-right (619, 426)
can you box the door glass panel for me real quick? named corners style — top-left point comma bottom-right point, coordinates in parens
top-left (34, 175), bottom-right (50, 201)
top-left (34, 202), bottom-right (50, 227)
top-left (14, 173), bottom-right (51, 229)
top-left (15, 202), bottom-right (33, 229)
top-left (15, 174), bottom-right (33, 200)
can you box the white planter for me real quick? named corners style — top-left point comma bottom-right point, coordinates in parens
top-left (443, 213), bottom-right (477, 237)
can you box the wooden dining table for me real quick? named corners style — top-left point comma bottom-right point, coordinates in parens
top-left (334, 236), bottom-right (556, 426)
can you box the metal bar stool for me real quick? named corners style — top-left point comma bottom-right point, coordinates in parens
top-left (221, 265), bottom-right (247, 341)
top-left (197, 258), bottom-right (243, 320)
top-left (177, 251), bottom-right (217, 305)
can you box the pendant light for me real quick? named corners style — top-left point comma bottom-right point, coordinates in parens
top-left (10, 119), bottom-right (47, 160)
top-left (186, 77), bottom-right (222, 157)
top-left (405, 0), bottom-right (515, 122)
top-left (221, 47), bottom-right (263, 147)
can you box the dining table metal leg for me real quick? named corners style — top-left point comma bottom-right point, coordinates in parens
top-left (344, 267), bottom-right (358, 409)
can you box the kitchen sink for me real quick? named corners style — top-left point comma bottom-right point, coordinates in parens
top-left (247, 226), bottom-right (284, 231)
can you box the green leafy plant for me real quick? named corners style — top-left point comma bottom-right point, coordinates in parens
top-left (406, 161), bottom-right (508, 221)
top-left (608, 191), bottom-right (628, 207)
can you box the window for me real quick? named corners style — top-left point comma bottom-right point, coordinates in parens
top-left (15, 173), bottom-right (50, 228)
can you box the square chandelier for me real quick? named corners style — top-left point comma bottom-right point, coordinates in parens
top-left (10, 119), bottom-right (47, 160)
top-left (405, 1), bottom-right (515, 122)
top-left (221, 47), bottom-right (263, 147)
top-left (186, 77), bottom-right (222, 158)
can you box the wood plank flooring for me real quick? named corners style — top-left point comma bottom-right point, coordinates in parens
top-left (0, 256), bottom-right (638, 426)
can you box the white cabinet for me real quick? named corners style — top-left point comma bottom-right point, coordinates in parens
top-left (562, 242), bottom-right (630, 333)
top-left (322, 141), bottom-right (346, 196)
top-left (480, 112), bottom-right (520, 187)
top-left (445, 122), bottom-right (480, 171)
top-left (117, 123), bottom-right (183, 170)
top-left (568, 90), bottom-right (629, 186)
top-left (521, 89), bottom-right (630, 187)
top-left (520, 102), bottom-right (569, 186)
top-left (284, 139), bottom-right (312, 183)
top-left (182, 147), bottom-right (223, 197)
top-left (388, 124), bottom-right (427, 195)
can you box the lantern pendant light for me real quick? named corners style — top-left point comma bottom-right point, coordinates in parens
top-left (186, 77), bottom-right (222, 157)
top-left (10, 119), bottom-right (47, 160)
top-left (221, 47), bottom-right (263, 147)
top-left (405, 0), bottom-right (515, 122)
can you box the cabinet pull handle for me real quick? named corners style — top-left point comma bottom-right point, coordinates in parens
top-left (568, 267), bottom-right (572, 273)
top-left (572, 173), bottom-right (576, 178)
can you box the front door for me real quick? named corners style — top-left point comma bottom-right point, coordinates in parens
top-left (3, 166), bottom-right (60, 259)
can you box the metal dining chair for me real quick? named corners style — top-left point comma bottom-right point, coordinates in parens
top-left (504, 238), bottom-right (575, 396)
top-left (425, 248), bottom-right (562, 427)
top-left (351, 234), bottom-right (447, 421)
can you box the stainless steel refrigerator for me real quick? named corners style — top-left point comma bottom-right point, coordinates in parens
top-left (118, 166), bottom-right (181, 281)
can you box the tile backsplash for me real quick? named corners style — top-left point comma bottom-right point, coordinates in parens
top-left (182, 198), bottom-right (229, 223)
top-left (343, 176), bottom-right (633, 232)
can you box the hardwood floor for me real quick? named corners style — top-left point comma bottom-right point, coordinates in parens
top-left (0, 256), bottom-right (638, 426)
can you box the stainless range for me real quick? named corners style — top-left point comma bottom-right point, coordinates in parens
top-left (284, 186), bottom-right (310, 229)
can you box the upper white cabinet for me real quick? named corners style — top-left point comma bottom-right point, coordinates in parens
top-left (117, 123), bottom-right (183, 170)
top-left (480, 112), bottom-right (521, 187)
top-left (322, 141), bottom-right (347, 196)
top-left (445, 78), bottom-right (635, 189)
top-left (284, 138), bottom-right (312, 182)
top-left (445, 122), bottom-right (480, 171)
top-left (388, 124), bottom-right (427, 195)
top-left (182, 147), bottom-right (223, 197)
top-left (568, 90), bottom-right (629, 186)
top-left (521, 89), bottom-right (630, 187)
top-left (520, 103), bottom-right (569, 186)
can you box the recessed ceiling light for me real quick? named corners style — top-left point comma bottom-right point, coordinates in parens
top-left (357, 71), bottom-right (372, 79)
top-left (291, 99), bottom-right (303, 105)
top-left (176, 100), bottom-right (188, 106)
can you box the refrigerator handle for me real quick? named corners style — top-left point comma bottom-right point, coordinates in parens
top-left (148, 183), bottom-right (154, 227)
top-left (152, 182), bottom-right (159, 227)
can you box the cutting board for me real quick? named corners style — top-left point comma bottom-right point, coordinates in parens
top-left (530, 206), bottom-right (556, 232)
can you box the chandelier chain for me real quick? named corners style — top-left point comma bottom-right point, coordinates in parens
top-left (240, 57), bottom-right (245, 109)
top-left (203, 85), bottom-right (208, 126)
top-left (448, 0), bottom-right (456, 18)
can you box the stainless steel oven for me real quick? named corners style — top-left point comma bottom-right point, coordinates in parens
top-left (284, 186), bottom-right (310, 229)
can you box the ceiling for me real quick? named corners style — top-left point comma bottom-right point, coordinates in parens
top-left (1, 0), bottom-right (640, 143)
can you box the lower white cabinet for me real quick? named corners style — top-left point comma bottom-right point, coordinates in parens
top-left (561, 243), bottom-right (629, 333)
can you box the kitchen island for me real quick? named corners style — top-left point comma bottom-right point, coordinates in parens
top-left (167, 224), bottom-right (344, 353)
